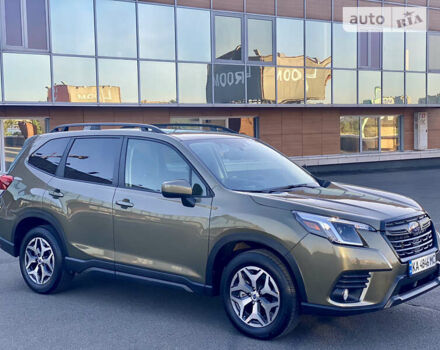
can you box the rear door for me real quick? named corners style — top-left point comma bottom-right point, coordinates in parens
top-left (113, 138), bottom-right (212, 284)
top-left (42, 136), bottom-right (122, 263)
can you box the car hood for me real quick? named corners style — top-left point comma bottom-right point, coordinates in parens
top-left (250, 182), bottom-right (424, 230)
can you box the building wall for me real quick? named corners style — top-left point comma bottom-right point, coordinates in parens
top-left (0, 106), bottom-right (437, 157)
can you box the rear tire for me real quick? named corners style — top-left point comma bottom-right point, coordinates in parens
top-left (220, 249), bottom-right (300, 339)
top-left (19, 225), bottom-right (73, 294)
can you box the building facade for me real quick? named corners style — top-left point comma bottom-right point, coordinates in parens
top-left (0, 0), bottom-right (440, 171)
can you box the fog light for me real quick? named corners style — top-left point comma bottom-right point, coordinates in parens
top-left (343, 288), bottom-right (349, 301)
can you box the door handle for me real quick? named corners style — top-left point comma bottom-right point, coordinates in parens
top-left (115, 199), bottom-right (134, 208)
top-left (49, 189), bottom-right (64, 198)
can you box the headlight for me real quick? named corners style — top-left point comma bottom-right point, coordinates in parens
top-left (294, 211), bottom-right (376, 247)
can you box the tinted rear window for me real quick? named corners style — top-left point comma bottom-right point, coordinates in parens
top-left (28, 138), bottom-right (69, 175)
top-left (64, 138), bottom-right (120, 185)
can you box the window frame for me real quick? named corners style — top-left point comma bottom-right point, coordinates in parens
top-left (212, 12), bottom-right (245, 64)
top-left (340, 115), bottom-right (403, 154)
top-left (1, 0), bottom-right (49, 52)
top-left (358, 32), bottom-right (382, 70)
top-left (58, 136), bottom-right (123, 187)
top-left (246, 14), bottom-right (276, 66)
top-left (119, 136), bottom-right (213, 198)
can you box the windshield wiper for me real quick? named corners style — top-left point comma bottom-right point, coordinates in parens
top-left (259, 183), bottom-right (319, 193)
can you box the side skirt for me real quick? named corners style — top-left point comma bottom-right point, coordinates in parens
top-left (64, 257), bottom-right (214, 296)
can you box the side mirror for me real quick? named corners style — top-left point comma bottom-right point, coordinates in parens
top-left (162, 180), bottom-right (196, 208)
top-left (162, 180), bottom-right (193, 198)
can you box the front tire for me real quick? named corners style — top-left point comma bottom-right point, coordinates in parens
top-left (221, 249), bottom-right (300, 339)
top-left (19, 225), bottom-right (73, 294)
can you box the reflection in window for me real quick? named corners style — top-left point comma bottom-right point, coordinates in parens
top-left (333, 70), bottom-right (356, 104)
top-left (51, 0), bottom-right (95, 55)
top-left (333, 23), bottom-right (356, 68)
top-left (178, 63), bottom-right (211, 104)
top-left (140, 61), bottom-right (176, 104)
top-left (96, 0), bottom-right (136, 58)
top-left (213, 65), bottom-right (245, 103)
top-left (177, 8), bottom-right (211, 62)
top-left (3, 53), bottom-right (50, 102)
top-left (65, 138), bottom-right (120, 185)
top-left (380, 116), bottom-right (400, 152)
top-left (359, 70), bottom-right (381, 104)
top-left (276, 18), bottom-right (303, 66)
top-left (52, 56), bottom-right (97, 103)
top-left (406, 32), bottom-right (426, 71)
top-left (382, 72), bottom-right (404, 105)
top-left (28, 138), bottom-right (69, 175)
top-left (247, 66), bottom-right (275, 104)
top-left (4, 0), bottom-right (48, 50)
top-left (428, 34), bottom-right (440, 72)
top-left (277, 67), bottom-right (304, 104)
top-left (358, 32), bottom-right (381, 69)
top-left (383, 32), bottom-right (404, 71)
top-left (428, 73), bottom-right (440, 104)
top-left (139, 3), bottom-right (175, 60)
top-left (406, 73), bottom-right (426, 105)
top-left (98, 59), bottom-right (138, 103)
top-left (306, 68), bottom-right (331, 104)
top-left (306, 21), bottom-right (331, 66)
top-left (340, 115), bottom-right (401, 153)
top-left (340, 116), bottom-right (360, 153)
top-left (361, 117), bottom-right (379, 152)
top-left (215, 16), bottom-right (242, 60)
top-left (248, 18), bottom-right (273, 62)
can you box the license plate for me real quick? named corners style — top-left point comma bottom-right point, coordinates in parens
top-left (409, 253), bottom-right (437, 276)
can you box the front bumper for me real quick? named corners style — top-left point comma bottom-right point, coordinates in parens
top-left (301, 263), bottom-right (440, 316)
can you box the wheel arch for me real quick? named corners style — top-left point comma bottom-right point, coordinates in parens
top-left (12, 209), bottom-right (69, 257)
top-left (206, 233), bottom-right (307, 302)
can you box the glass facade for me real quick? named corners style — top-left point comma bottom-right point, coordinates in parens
top-left (0, 0), bottom-right (436, 106)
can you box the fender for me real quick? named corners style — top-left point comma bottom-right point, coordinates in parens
top-left (11, 208), bottom-right (69, 257)
top-left (206, 232), bottom-right (307, 302)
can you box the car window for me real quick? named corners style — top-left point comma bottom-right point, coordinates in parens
top-left (64, 138), bottom-right (120, 185)
top-left (186, 137), bottom-right (318, 192)
top-left (28, 138), bottom-right (69, 175)
top-left (125, 139), bottom-right (206, 196)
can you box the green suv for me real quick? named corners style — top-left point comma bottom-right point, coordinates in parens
top-left (0, 123), bottom-right (439, 339)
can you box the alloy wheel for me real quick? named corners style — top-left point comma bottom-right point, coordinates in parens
top-left (24, 237), bottom-right (55, 285)
top-left (229, 266), bottom-right (280, 328)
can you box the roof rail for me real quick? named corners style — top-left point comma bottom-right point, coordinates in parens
top-left (153, 123), bottom-right (238, 134)
top-left (50, 123), bottom-right (165, 133)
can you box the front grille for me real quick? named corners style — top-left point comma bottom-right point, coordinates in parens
top-left (385, 214), bottom-right (435, 259)
top-left (334, 271), bottom-right (371, 290)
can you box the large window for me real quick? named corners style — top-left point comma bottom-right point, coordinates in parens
top-left (248, 18), bottom-right (273, 62)
top-left (215, 15), bottom-right (242, 61)
top-left (382, 72), bottom-right (404, 105)
top-left (125, 139), bottom-right (206, 196)
top-left (428, 33), bottom-right (440, 72)
top-left (306, 21), bottom-right (331, 66)
top-left (333, 70), bottom-right (356, 104)
top-left (358, 32), bottom-right (381, 69)
top-left (428, 73), bottom-right (440, 104)
top-left (178, 63), bottom-right (211, 104)
top-left (50, 0), bottom-right (95, 55)
top-left (177, 8), bottom-right (211, 62)
top-left (139, 4), bottom-right (175, 60)
top-left (406, 32), bottom-right (426, 72)
top-left (2, 0), bottom-right (48, 50)
top-left (306, 68), bottom-right (331, 104)
top-left (383, 32), bottom-right (404, 71)
top-left (340, 116), bottom-right (401, 153)
top-left (406, 73), bottom-right (426, 104)
top-left (98, 59), bottom-right (138, 103)
top-left (276, 18), bottom-right (303, 66)
top-left (64, 138), bottom-right (121, 185)
top-left (3, 53), bottom-right (50, 102)
top-left (52, 56), bottom-right (97, 103)
top-left (247, 66), bottom-right (275, 104)
top-left (140, 61), bottom-right (176, 104)
top-left (333, 23), bottom-right (356, 69)
top-left (213, 64), bottom-right (246, 104)
top-left (359, 70), bottom-right (381, 104)
top-left (96, 0), bottom-right (137, 58)
top-left (277, 67), bottom-right (304, 104)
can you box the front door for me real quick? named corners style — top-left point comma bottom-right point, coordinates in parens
top-left (113, 138), bottom-right (212, 284)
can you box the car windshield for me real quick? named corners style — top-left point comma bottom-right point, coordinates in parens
top-left (185, 137), bottom-right (318, 192)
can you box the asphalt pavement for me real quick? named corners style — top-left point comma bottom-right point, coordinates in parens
top-left (0, 167), bottom-right (440, 349)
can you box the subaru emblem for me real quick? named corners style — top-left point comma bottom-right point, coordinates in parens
top-left (408, 221), bottom-right (421, 235)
